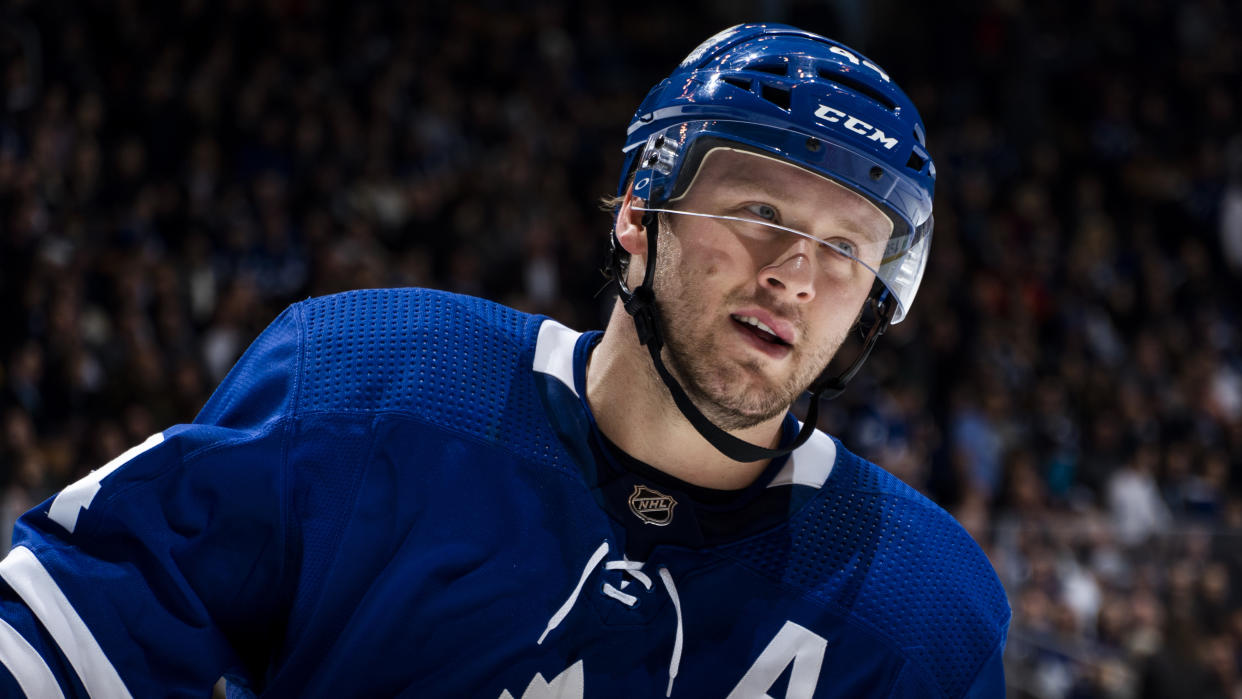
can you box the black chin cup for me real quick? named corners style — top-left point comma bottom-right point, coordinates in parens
top-left (611, 211), bottom-right (890, 463)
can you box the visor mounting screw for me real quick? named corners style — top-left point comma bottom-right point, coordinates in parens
top-left (869, 166), bottom-right (883, 181)
top-left (805, 137), bottom-right (821, 152)
top-left (654, 136), bottom-right (666, 148)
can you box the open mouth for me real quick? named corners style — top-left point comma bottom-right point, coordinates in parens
top-left (731, 314), bottom-right (791, 347)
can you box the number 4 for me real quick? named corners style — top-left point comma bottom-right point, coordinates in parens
top-left (47, 433), bottom-right (164, 534)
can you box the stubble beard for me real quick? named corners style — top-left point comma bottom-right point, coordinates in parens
top-left (651, 269), bottom-right (845, 433)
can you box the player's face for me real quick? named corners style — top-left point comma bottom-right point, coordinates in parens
top-left (649, 148), bottom-right (892, 429)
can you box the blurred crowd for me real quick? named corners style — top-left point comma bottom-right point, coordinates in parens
top-left (2, 1), bottom-right (1241, 696)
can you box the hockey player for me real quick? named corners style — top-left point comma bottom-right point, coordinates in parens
top-left (0, 24), bottom-right (1009, 698)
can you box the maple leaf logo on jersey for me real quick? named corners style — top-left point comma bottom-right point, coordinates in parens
top-left (499, 660), bottom-right (584, 699)
top-left (628, 485), bottom-right (677, 526)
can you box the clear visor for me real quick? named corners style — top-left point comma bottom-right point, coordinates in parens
top-left (628, 121), bottom-right (933, 322)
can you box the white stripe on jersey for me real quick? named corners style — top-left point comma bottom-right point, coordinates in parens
top-left (0, 615), bottom-right (64, 698)
top-left (0, 547), bottom-right (132, 699)
top-left (533, 320), bottom-right (582, 397)
top-left (768, 426), bottom-right (837, 489)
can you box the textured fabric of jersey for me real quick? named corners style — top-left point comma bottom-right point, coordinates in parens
top-left (0, 288), bottom-right (1010, 698)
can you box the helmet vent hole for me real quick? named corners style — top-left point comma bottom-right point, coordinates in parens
top-left (906, 152), bottom-right (926, 171)
top-left (760, 83), bottom-right (792, 110)
top-left (746, 62), bottom-right (788, 76)
top-left (722, 76), bottom-right (753, 91)
top-left (816, 68), bottom-right (898, 111)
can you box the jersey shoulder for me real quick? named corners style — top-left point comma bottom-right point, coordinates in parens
top-left (197, 287), bottom-right (555, 458)
top-left (294, 288), bottom-right (558, 456)
top-left (292, 288), bottom-right (544, 413)
top-left (726, 439), bottom-right (1010, 698)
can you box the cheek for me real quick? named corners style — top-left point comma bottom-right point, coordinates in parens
top-left (673, 232), bottom-right (736, 281)
top-left (694, 233), bottom-right (756, 279)
top-left (733, 235), bottom-right (781, 272)
top-left (816, 286), bottom-right (870, 337)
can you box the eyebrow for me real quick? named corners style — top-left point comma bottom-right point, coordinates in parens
top-left (713, 169), bottom-right (780, 196)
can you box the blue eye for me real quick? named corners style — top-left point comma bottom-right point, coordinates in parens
top-left (747, 203), bottom-right (778, 221)
top-left (828, 238), bottom-right (858, 259)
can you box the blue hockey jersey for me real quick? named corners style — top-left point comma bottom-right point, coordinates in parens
top-left (0, 288), bottom-right (1010, 698)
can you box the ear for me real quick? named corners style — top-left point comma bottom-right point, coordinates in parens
top-left (615, 186), bottom-right (648, 257)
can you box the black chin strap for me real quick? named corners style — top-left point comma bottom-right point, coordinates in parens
top-left (808, 290), bottom-right (895, 401)
top-left (613, 211), bottom-right (894, 463)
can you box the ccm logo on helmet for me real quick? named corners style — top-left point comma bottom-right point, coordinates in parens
top-left (814, 104), bottom-right (898, 150)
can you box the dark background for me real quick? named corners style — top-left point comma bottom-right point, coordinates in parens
top-left (2, 1), bottom-right (1241, 696)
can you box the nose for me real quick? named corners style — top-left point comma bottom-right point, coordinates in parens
top-left (759, 238), bottom-right (817, 302)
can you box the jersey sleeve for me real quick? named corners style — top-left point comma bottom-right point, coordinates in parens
top-left (959, 625), bottom-right (1007, 699)
top-left (881, 626), bottom-right (1006, 699)
top-left (883, 621), bottom-right (1008, 699)
top-left (0, 304), bottom-right (304, 698)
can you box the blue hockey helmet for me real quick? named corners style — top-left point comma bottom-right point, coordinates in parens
top-left (618, 23), bottom-right (935, 323)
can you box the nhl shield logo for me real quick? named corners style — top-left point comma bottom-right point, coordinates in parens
top-left (628, 485), bottom-right (677, 526)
